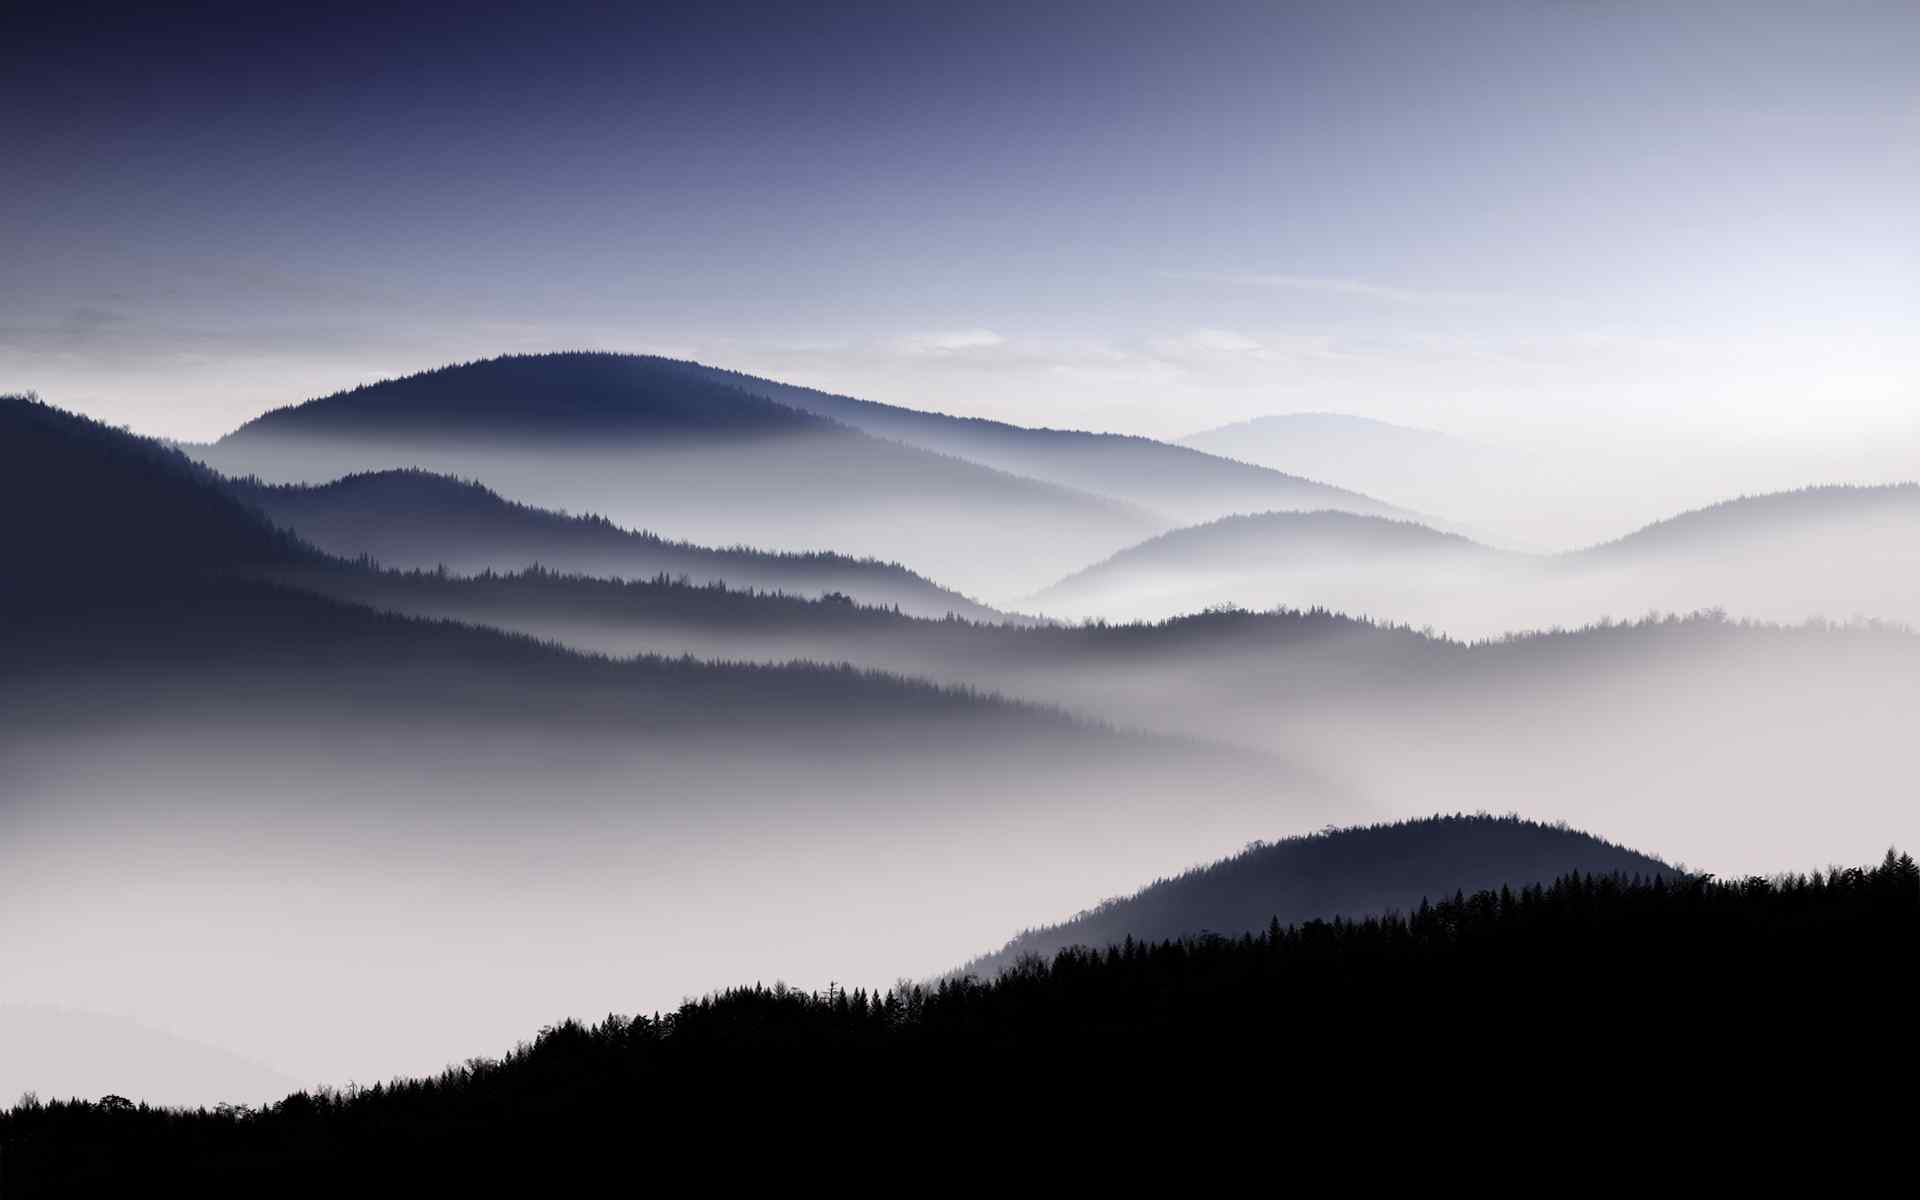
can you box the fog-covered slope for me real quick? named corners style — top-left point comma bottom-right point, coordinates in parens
top-left (193, 354), bottom-right (1157, 599)
top-left (957, 814), bottom-right (1676, 978)
top-left (1030, 485), bottom-right (1920, 634)
top-left (1, 395), bottom-right (1333, 1100)
top-left (273, 552), bottom-right (1920, 875)
top-left (1178, 412), bottom-right (1481, 510)
top-left (1030, 509), bottom-right (1519, 625)
top-left (671, 360), bottom-right (1408, 524)
top-left (1578, 483), bottom-right (1920, 561)
top-left (227, 469), bottom-right (1005, 621)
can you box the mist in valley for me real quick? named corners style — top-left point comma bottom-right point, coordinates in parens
top-left (1027, 488), bottom-right (1920, 638)
top-left (12, 389), bottom-right (1920, 1107)
top-left (5, 3), bottom-right (1916, 1163)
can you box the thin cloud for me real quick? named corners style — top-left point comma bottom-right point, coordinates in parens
top-left (1180, 271), bottom-right (1499, 307)
top-left (1150, 328), bottom-right (1263, 356)
top-left (892, 328), bottom-right (1006, 355)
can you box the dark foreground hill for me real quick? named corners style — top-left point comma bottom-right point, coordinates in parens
top-left (2, 852), bottom-right (1909, 1191)
top-left (955, 814), bottom-right (1677, 978)
top-left (226, 469), bottom-right (1006, 621)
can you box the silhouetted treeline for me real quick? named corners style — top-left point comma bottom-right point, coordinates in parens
top-left (955, 813), bottom-right (1677, 978)
top-left (270, 553), bottom-right (1920, 722)
top-left (3, 853), bottom-right (1909, 1192)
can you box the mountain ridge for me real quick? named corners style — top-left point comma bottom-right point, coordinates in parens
top-left (648, 358), bottom-right (1411, 523)
top-left (1028, 485), bottom-right (1920, 631)
top-left (191, 353), bottom-right (1163, 599)
top-left (226, 468), bottom-right (1009, 622)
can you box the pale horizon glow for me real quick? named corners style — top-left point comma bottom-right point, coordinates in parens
top-left (2, 1), bottom-right (1914, 453)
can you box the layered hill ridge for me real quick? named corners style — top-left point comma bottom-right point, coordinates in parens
top-left (3, 393), bottom-right (1335, 1097)
top-left (1177, 411), bottom-right (1476, 493)
top-left (956, 814), bottom-right (1677, 979)
top-left (193, 353), bottom-right (1158, 599)
top-left (1578, 482), bottom-right (1920, 561)
top-left (673, 359), bottom-right (1408, 524)
top-left (1029, 509), bottom-right (1514, 624)
top-left (222, 354), bottom-right (826, 443)
top-left (227, 469), bottom-right (1006, 621)
top-left (1030, 485), bottom-right (1920, 633)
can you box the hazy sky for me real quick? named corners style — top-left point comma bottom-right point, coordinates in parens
top-left (4, 0), bottom-right (1916, 443)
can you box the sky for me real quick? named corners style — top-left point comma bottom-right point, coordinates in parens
top-left (4, 0), bottom-right (1917, 445)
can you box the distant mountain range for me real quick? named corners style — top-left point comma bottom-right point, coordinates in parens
top-left (956, 814), bottom-right (1676, 978)
top-left (1027, 485), bottom-right (1920, 634)
top-left (1031, 508), bottom-right (1508, 623)
top-left (191, 353), bottom-right (1403, 599)
top-left (192, 354), bottom-right (1154, 598)
top-left (675, 362), bottom-right (1406, 524)
top-left (1178, 411), bottom-right (1484, 518)
top-left (1180, 411), bottom-right (1471, 485)
top-left (7, 384), bottom-right (1918, 1118)
top-left (227, 469), bottom-right (1007, 622)
top-left (1581, 482), bottom-right (1920, 561)
top-left (267, 533), bottom-right (1920, 874)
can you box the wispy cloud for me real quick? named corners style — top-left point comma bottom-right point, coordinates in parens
top-left (892, 328), bottom-right (1006, 355)
top-left (1148, 328), bottom-right (1263, 356)
top-left (1179, 272), bottom-right (1499, 307)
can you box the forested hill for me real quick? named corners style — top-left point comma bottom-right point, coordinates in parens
top-left (190, 354), bottom-right (1158, 599)
top-left (218, 353), bottom-right (831, 443)
top-left (226, 469), bottom-right (1006, 621)
top-left (0, 394), bottom-right (1058, 738)
top-left (956, 814), bottom-right (1677, 978)
top-left (0, 394), bottom-right (310, 593)
top-left (2, 853), bottom-right (1909, 1191)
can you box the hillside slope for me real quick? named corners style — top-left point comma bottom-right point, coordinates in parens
top-left (1030, 484), bottom-right (1920, 634)
top-left (1031, 509), bottom-right (1517, 624)
top-left (274, 556), bottom-right (1920, 875)
top-left (671, 359), bottom-right (1408, 524)
top-left (0, 393), bottom-right (1328, 1097)
top-left (227, 469), bottom-right (1005, 621)
top-left (956, 814), bottom-right (1676, 977)
top-left (193, 353), bottom-right (1158, 598)
top-left (1178, 412), bottom-right (1481, 509)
